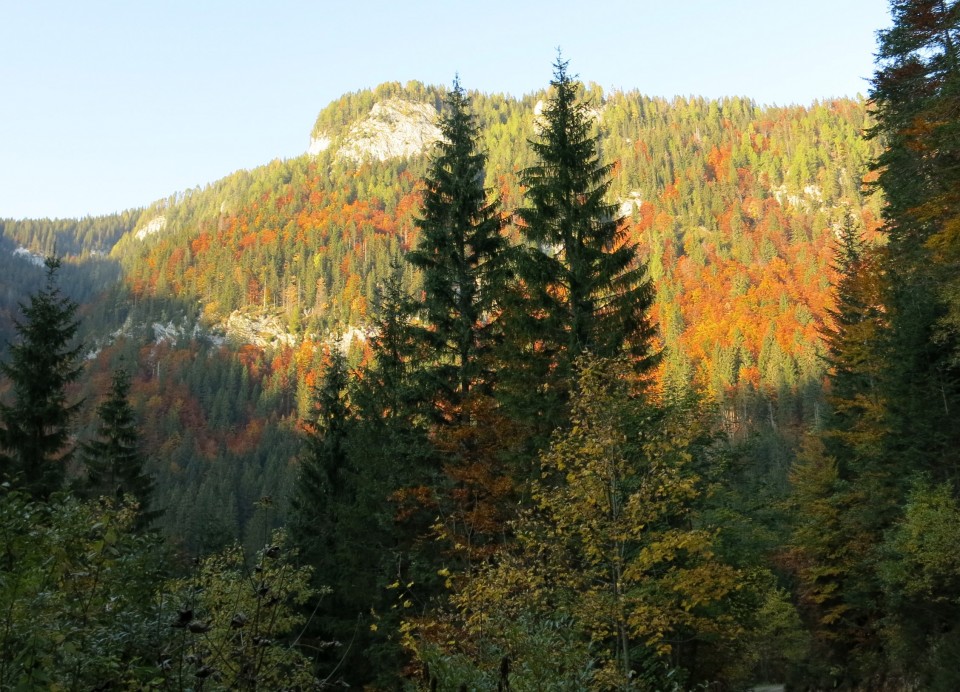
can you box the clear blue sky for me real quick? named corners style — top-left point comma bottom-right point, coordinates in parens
top-left (1, 0), bottom-right (892, 221)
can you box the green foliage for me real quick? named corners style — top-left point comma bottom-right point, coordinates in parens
top-left (0, 210), bottom-right (141, 258)
top-left (514, 56), bottom-right (655, 366)
top-left (499, 58), bottom-right (656, 449)
top-left (406, 78), bottom-right (508, 411)
top-left (290, 346), bottom-right (352, 547)
top-left (776, 3), bottom-right (960, 687)
top-left (159, 531), bottom-right (321, 690)
top-left (80, 366), bottom-right (158, 524)
top-left (0, 257), bottom-right (84, 499)
top-left (407, 356), bottom-right (744, 689)
top-left (0, 491), bottom-right (164, 689)
top-left (872, 478), bottom-right (960, 690)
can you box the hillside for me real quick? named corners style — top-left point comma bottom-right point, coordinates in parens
top-left (7, 1), bottom-right (960, 685)
top-left (115, 82), bottom-right (881, 393)
top-left (0, 81), bottom-right (882, 554)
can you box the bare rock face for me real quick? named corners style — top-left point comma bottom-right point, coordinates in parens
top-left (618, 191), bottom-right (643, 219)
top-left (771, 184), bottom-right (824, 210)
top-left (12, 246), bottom-right (45, 268)
top-left (135, 215), bottom-right (167, 241)
top-left (335, 99), bottom-right (441, 162)
top-left (224, 311), bottom-right (297, 349)
top-left (308, 134), bottom-right (331, 155)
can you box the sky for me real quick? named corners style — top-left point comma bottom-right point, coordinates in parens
top-left (1, 0), bottom-right (893, 221)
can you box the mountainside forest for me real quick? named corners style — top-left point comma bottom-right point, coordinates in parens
top-left (2, 2), bottom-right (960, 688)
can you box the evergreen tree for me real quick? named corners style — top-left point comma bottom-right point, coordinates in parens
top-left (0, 257), bottom-right (83, 500)
top-left (80, 367), bottom-right (156, 520)
top-left (289, 345), bottom-right (365, 681)
top-left (406, 78), bottom-right (507, 416)
top-left (870, 0), bottom-right (960, 483)
top-left (785, 218), bottom-right (894, 686)
top-left (820, 216), bottom-right (888, 468)
top-left (359, 263), bottom-right (424, 420)
top-left (784, 6), bottom-right (960, 682)
top-left (503, 55), bottom-right (656, 438)
top-left (290, 344), bottom-right (352, 558)
top-left (850, 1), bottom-right (960, 682)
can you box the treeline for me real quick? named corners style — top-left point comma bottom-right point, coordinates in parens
top-left (0, 209), bottom-right (142, 257)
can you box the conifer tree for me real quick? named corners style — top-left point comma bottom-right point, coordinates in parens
top-left (820, 217), bottom-right (887, 464)
top-left (785, 217), bottom-right (893, 686)
top-left (406, 78), bottom-right (507, 414)
top-left (785, 6), bottom-right (960, 681)
top-left (0, 257), bottom-right (83, 500)
top-left (359, 264), bottom-right (424, 420)
top-left (503, 56), bottom-right (655, 436)
top-left (80, 367), bottom-right (156, 521)
top-left (290, 344), bottom-right (352, 565)
top-left (870, 0), bottom-right (960, 481)
top-left (853, 1), bottom-right (960, 681)
top-left (289, 345), bottom-right (369, 681)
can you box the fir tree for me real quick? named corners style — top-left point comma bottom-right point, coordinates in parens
top-left (0, 257), bottom-right (83, 500)
top-left (869, 0), bottom-right (960, 482)
top-left (290, 344), bottom-right (352, 554)
top-left (357, 263), bottom-right (428, 421)
top-left (502, 55), bottom-right (656, 438)
top-left (406, 78), bottom-right (507, 414)
top-left (80, 367), bottom-right (156, 521)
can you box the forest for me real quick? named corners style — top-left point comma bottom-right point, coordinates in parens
top-left (1, 1), bottom-right (959, 688)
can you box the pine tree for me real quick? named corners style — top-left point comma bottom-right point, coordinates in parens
top-left (406, 78), bottom-right (507, 415)
top-left (80, 367), bottom-right (156, 521)
top-left (0, 257), bottom-right (83, 500)
top-left (502, 55), bottom-right (656, 437)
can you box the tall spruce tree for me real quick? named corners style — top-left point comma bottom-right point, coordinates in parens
top-left (502, 55), bottom-right (655, 437)
top-left (406, 78), bottom-right (506, 414)
top-left (858, 1), bottom-right (960, 682)
top-left (289, 345), bottom-right (366, 681)
top-left (785, 4), bottom-right (960, 684)
top-left (290, 345), bottom-right (352, 556)
top-left (786, 218), bottom-right (889, 687)
top-left (80, 367), bottom-right (156, 520)
top-left (870, 0), bottom-right (960, 481)
top-left (0, 257), bottom-right (83, 500)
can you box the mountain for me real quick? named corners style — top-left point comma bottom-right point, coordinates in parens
top-left (0, 80), bottom-right (882, 551)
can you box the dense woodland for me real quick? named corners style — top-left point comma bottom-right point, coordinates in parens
top-left (1, 2), bottom-right (959, 688)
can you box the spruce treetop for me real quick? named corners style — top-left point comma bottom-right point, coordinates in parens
top-left (0, 256), bottom-right (84, 500)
